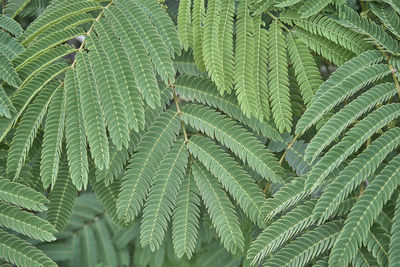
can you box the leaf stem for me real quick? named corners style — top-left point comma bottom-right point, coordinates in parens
top-left (170, 80), bottom-right (189, 143)
top-left (279, 133), bottom-right (300, 164)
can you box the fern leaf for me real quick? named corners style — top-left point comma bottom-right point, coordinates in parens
top-left (389, 194), bottom-right (400, 266)
top-left (337, 5), bottom-right (400, 55)
top-left (192, 160), bottom-right (244, 254)
top-left (364, 225), bottom-right (390, 266)
top-left (192, 0), bottom-right (206, 71)
top-left (80, 224), bottom-right (98, 267)
top-left (296, 49), bottom-right (386, 135)
top-left (174, 74), bottom-right (282, 141)
top-left (18, 1), bottom-right (101, 45)
top-left (0, 202), bottom-right (56, 241)
top-left (248, 201), bottom-right (316, 264)
top-left (104, 6), bottom-right (160, 108)
top-left (177, 0), bottom-right (193, 50)
top-left (280, 11), bottom-right (372, 55)
top-left (92, 219), bottom-right (118, 267)
top-left (0, 15), bottom-right (23, 37)
top-left (141, 138), bottom-right (189, 251)
top-left (90, 173), bottom-right (132, 229)
top-left (0, 51), bottom-right (21, 88)
top-left (293, 27), bottom-right (356, 66)
top-left (40, 85), bottom-right (65, 189)
top-left (0, 30), bottom-right (24, 60)
top-left (132, 0), bottom-right (181, 57)
top-left (261, 177), bottom-right (309, 223)
top-left (353, 247), bottom-right (380, 267)
top-left (252, 0), bottom-right (274, 16)
top-left (0, 85), bottom-right (15, 119)
top-left (47, 155), bottom-right (77, 232)
top-left (172, 159), bottom-right (201, 259)
top-left (117, 110), bottom-right (180, 222)
top-left (174, 51), bottom-right (204, 76)
top-left (298, 0), bottom-right (333, 18)
top-left (382, 0), bottom-right (400, 16)
top-left (219, 0), bottom-right (235, 93)
top-left (275, 0), bottom-right (302, 8)
top-left (187, 135), bottom-right (270, 226)
top-left (268, 20), bottom-right (292, 133)
top-left (313, 127), bottom-right (400, 222)
top-left (263, 220), bottom-right (343, 267)
top-left (75, 51), bottom-right (109, 170)
top-left (235, 0), bottom-right (258, 118)
top-left (64, 69), bottom-right (88, 190)
top-left (371, 3), bottom-right (400, 40)
top-left (203, 0), bottom-right (226, 94)
top-left (305, 82), bottom-right (396, 162)
top-left (87, 34), bottom-right (130, 150)
top-left (329, 154), bottom-right (400, 267)
top-left (0, 179), bottom-right (48, 211)
top-left (0, 229), bottom-right (57, 267)
top-left (285, 140), bottom-right (313, 176)
top-left (4, 0), bottom-right (31, 19)
top-left (93, 19), bottom-right (144, 132)
top-left (7, 82), bottom-right (58, 180)
top-left (305, 103), bottom-right (400, 191)
top-left (181, 103), bottom-right (284, 182)
top-left (287, 33), bottom-right (321, 106)
top-left (114, 0), bottom-right (176, 84)
top-left (253, 15), bottom-right (270, 120)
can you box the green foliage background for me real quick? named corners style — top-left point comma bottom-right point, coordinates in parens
top-left (1, 0), bottom-right (400, 266)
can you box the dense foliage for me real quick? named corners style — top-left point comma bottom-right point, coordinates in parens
top-left (1, 0), bottom-right (400, 266)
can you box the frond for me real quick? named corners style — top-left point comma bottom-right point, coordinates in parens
top-left (90, 173), bottom-right (132, 229)
top-left (192, 0), bottom-right (206, 71)
top-left (253, 15), bottom-right (270, 120)
top-left (0, 178), bottom-right (48, 211)
top-left (181, 103), bottom-right (284, 182)
top-left (305, 103), bottom-right (400, 191)
top-left (274, 0), bottom-right (302, 8)
top-left (174, 50), bottom-right (204, 76)
top-left (113, 0), bottom-right (176, 84)
top-left (47, 155), bottom-right (77, 232)
top-left (285, 140), bottom-right (312, 176)
top-left (75, 52), bottom-right (109, 170)
top-left (64, 70), bottom-right (88, 190)
top-left (174, 74), bottom-right (282, 141)
top-left (305, 82), bottom-right (396, 162)
top-left (389, 194), bottom-right (400, 266)
top-left (363, 225), bottom-right (390, 266)
top-left (252, 0), bottom-right (275, 16)
top-left (0, 85), bottom-right (15, 119)
top-left (0, 31), bottom-right (24, 60)
top-left (132, 0), bottom-right (181, 57)
top-left (293, 27), bottom-right (356, 66)
top-left (187, 135), bottom-right (269, 226)
top-left (40, 84), bottom-right (65, 189)
top-left (0, 229), bottom-right (57, 267)
top-left (371, 3), bottom-right (400, 40)
top-left (92, 219), bottom-right (119, 267)
top-left (0, 51), bottom-right (21, 88)
top-left (280, 10), bottom-right (372, 55)
top-left (268, 20), bottom-right (292, 133)
top-left (4, 0), bottom-right (31, 18)
top-left (329, 154), bottom-right (400, 267)
top-left (7, 82), bottom-right (58, 180)
top-left (287, 33), bottom-right (321, 106)
top-left (0, 15), bottom-right (23, 37)
top-left (313, 127), bottom-right (400, 223)
top-left (235, 0), bottom-right (257, 118)
top-left (177, 0), bottom-right (193, 50)
top-left (298, 0), bottom-right (333, 18)
top-left (353, 248), bottom-right (380, 267)
top-left (18, 1), bottom-right (101, 45)
top-left (104, 5), bottom-right (160, 108)
top-left (337, 5), bottom-right (400, 55)
top-left (248, 200), bottom-right (316, 264)
top-left (192, 160), bottom-right (244, 254)
top-left (296, 49), bottom-right (387, 135)
top-left (141, 138), bottom-right (189, 251)
top-left (203, 0), bottom-right (226, 94)
top-left (219, 0), bottom-right (235, 94)
top-left (261, 177), bottom-right (309, 223)
top-left (117, 109), bottom-right (180, 222)
top-left (93, 18), bottom-right (145, 132)
top-left (0, 202), bottom-right (56, 241)
top-left (263, 220), bottom-right (343, 267)
top-left (86, 34), bottom-right (130, 150)
top-left (172, 159), bottom-right (201, 259)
